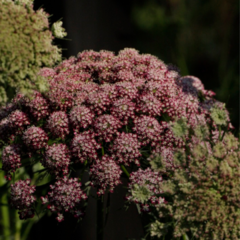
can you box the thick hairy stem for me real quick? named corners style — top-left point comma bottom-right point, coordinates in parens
top-left (0, 171), bottom-right (11, 240)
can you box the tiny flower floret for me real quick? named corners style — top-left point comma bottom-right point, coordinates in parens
top-left (127, 168), bottom-right (163, 205)
top-left (110, 132), bottom-right (141, 166)
top-left (8, 110), bottom-right (30, 134)
top-left (51, 21), bottom-right (67, 39)
top-left (69, 106), bottom-right (95, 130)
top-left (110, 97), bottom-right (136, 124)
top-left (2, 144), bottom-right (21, 180)
top-left (10, 179), bottom-right (36, 220)
top-left (43, 177), bottom-right (87, 222)
top-left (24, 92), bottom-right (50, 121)
top-left (71, 131), bottom-right (101, 163)
top-left (86, 91), bottom-right (111, 115)
top-left (42, 143), bottom-right (70, 176)
top-left (136, 94), bottom-right (162, 117)
top-left (90, 155), bottom-right (122, 195)
top-left (47, 111), bottom-right (69, 139)
top-left (133, 116), bottom-right (162, 146)
top-left (93, 114), bottom-right (122, 142)
top-left (23, 126), bottom-right (48, 150)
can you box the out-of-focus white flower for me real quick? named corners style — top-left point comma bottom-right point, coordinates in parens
top-left (52, 21), bottom-right (67, 38)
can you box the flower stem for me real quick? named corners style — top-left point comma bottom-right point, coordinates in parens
top-left (101, 146), bottom-right (104, 156)
top-left (0, 171), bottom-right (11, 239)
top-left (97, 195), bottom-right (104, 240)
top-left (218, 126), bottom-right (222, 141)
top-left (14, 210), bottom-right (22, 240)
top-left (182, 233), bottom-right (189, 240)
top-left (21, 220), bottom-right (34, 240)
top-left (120, 165), bottom-right (130, 178)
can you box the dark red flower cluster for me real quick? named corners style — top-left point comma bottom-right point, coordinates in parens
top-left (41, 177), bottom-right (87, 222)
top-left (109, 132), bottom-right (141, 166)
top-left (23, 91), bottom-right (50, 121)
top-left (23, 126), bottom-right (48, 150)
top-left (90, 155), bottom-right (122, 195)
top-left (42, 143), bottom-right (70, 176)
top-left (0, 48), bottom-right (232, 223)
top-left (47, 111), bottom-right (69, 139)
top-left (8, 110), bottom-right (30, 135)
top-left (2, 144), bottom-right (21, 180)
top-left (71, 130), bottom-right (101, 163)
top-left (10, 179), bottom-right (36, 219)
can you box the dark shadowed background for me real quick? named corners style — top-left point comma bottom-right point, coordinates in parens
top-left (26, 0), bottom-right (239, 239)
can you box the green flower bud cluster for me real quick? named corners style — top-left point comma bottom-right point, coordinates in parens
top-left (0, 0), bottom-right (63, 105)
top-left (151, 131), bottom-right (240, 240)
top-left (210, 102), bottom-right (229, 126)
top-left (170, 117), bottom-right (189, 139)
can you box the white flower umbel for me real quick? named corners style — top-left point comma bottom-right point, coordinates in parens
top-left (52, 21), bottom-right (67, 38)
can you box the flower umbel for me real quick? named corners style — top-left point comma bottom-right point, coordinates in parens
top-left (42, 177), bottom-right (87, 222)
top-left (0, 48), bottom-right (237, 235)
top-left (10, 179), bottom-right (36, 220)
top-left (51, 21), bottom-right (67, 39)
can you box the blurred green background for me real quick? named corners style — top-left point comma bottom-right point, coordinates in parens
top-left (131, 0), bottom-right (239, 133)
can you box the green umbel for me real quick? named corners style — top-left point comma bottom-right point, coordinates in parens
top-left (0, 0), bottom-right (64, 105)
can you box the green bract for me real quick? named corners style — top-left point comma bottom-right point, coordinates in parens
top-left (0, 0), bottom-right (63, 105)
